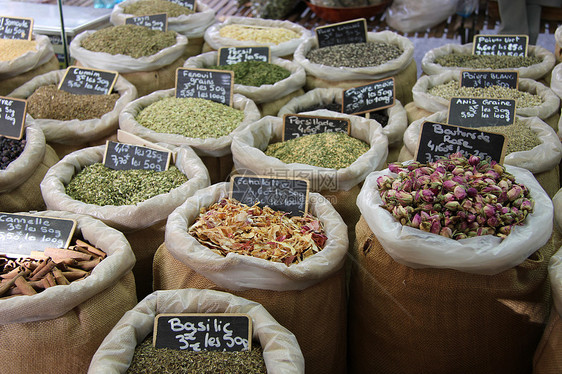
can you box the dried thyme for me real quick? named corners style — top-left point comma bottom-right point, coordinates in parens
top-left (476, 118), bottom-right (541, 154)
top-left (306, 42), bottom-right (403, 68)
top-left (123, 0), bottom-right (195, 17)
top-left (136, 97), bottom-right (245, 138)
top-left (26, 84), bottom-right (120, 121)
top-left (0, 136), bottom-right (26, 170)
top-left (433, 53), bottom-right (542, 69)
top-left (265, 131), bottom-right (370, 169)
top-left (65, 163), bottom-right (188, 206)
top-left (219, 24), bottom-right (300, 44)
top-left (208, 61), bottom-right (290, 86)
top-left (81, 24), bottom-right (177, 58)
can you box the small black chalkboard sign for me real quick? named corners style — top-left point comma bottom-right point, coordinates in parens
top-left (175, 67), bottom-right (234, 106)
top-left (0, 16), bottom-right (33, 40)
top-left (460, 70), bottom-right (519, 89)
top-left (58, 66), bottom-right (118, 96)
top-left (0, 96), bottom-right (26, 140)
top-left (0, 212), bottom-right (77, 258)
top-left (282, 113), bottom-right (350, 141)
top-left (230, 175), bottom-right (309, 216)
top-left (102, 141), bottom-right (171, 172)
top-left (447, 97), bottom-right (516, 128)
top-left (342, 77), bottom-right (395, 115)
top-left (168, 0), bottom-right (196, 10)
top-left (414, 121), bottom-right (506, 164)
top-left (473, 34), bottom-right (528, 57)
top-left (154, 313), bottom-right (252, 352)
top-left (125, 13), bottom-right (167, 31)
top-left (217, 46), bottom-right (270, 65)
top-left (315, 18), bottom-right (368, 49)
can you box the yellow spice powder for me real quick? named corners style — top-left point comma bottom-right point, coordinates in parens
top-left (0, 39), bottom-right (37, 61)
top-left (218, 24), bottom-right (300, 44)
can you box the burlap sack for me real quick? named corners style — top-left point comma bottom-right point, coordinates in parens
top-left (0, 123), bottom-right (59, 212)
top-left (555, 26), bottom-right (562, 63)
top-left (0, 55), bottom-right (60, 97)
top-left (40, 145), bottom-right (210, 299)
top-left (0, 34), bottom-right (55, 80)
top-left (293, 31), bottom-right (417, 104)
top-left (551, 62), bottom-right (562, 102)
top-left (401, 111), bottom-right (562, 197)
top-left (0, 210), bottom-right (137, 374)
top-left (203, 16), bottom-right (311, 58)
top-left (153, 182), bottom-right (348, 374)
top-left (9, 69), bottom-right (138, 159)
top-left (421, 43), bottom-right (556, 81)
top-left (88, 288), bottom-right (305, 374)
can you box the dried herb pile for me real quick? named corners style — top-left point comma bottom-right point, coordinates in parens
top-left (219, 24), bottom-right (300, 44)
top-left (1, 136), bottom-right (26, 169)
top-left (208, 61), bottom-right (290, 86)
top-left (434, 53), bottom-right (542, 69)
top-left (306, 42), bottom-right (403, 68)
top-left (123, 0), bottom-right (195, 17)
top-left (0, 39), bottom-right (37, 61)
top-left (476, 118), bottom-right (541, 154)
top-left (298, 101), bottom-right (389, 126)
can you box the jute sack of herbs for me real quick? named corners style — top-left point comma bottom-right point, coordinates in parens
top-left (292, 30), bottom-right (417, 104)
top-left (202, 16), bottom-right (311, 59)
top-left (69, 26), bottom-right (187, 97)
top-left (400, 111), bottom-right (562, 197)
top-left (183, 51), bottom-right (306, 116)
top-left (110, 0), bottom-right (216, 59)
top-left (421, 43), bottom-right (556, 83)
top-left (9, 69), bottom-right (137, 159)
top-left (550, 62), bottom-right (562, 102)
top-left (153, 183), bottom-right (348, 374)
top-left (349, 162), bottom-right (557, 374)
top-left (0, 122), bottom-right (58, 212)
top-left (88, 288), bottom-right (305, 374)
top-left (0, 210), bottom-right (137, 374)
top-left (40, 144), bottom-right (210, 300)
top-left (277, 87), bottom-right (408, 163)
top-left (119, 88), bottom-right (261, 184)
top-left (0, 34), bottom-right (60, 96)
top-left (408, 70), bottom-right (561, 130)
top-left (555, 25), bottom-right (562, 63)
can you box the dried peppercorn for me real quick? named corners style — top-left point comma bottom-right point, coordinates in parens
top-left (0, 136), bottom-right (26, 170)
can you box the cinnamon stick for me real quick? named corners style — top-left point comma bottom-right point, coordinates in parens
top-left (75, 239), bottom-right (107, 259)
top-left (0, 270), bottom-right (30, 297)
top-left (14, 276), bottom-right (37, 296)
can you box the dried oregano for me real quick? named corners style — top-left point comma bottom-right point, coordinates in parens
top-left (306, 42), bottom-right (403, 68)
top-left (208, 61), bottom-right (290, 86)
top-left (434, 53), bottom-right (542, 69)
top-left (123, 0), bottom-right (195, 17)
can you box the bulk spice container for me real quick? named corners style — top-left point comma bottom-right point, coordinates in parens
top-left (9, 69), bottom-right (137, 158)
top-left (555, 25), bottom-right (562, 63)
top-left (0, 123), bottom-right (58, 212)
top-left (69, 24), bottom-right (188, 97)
top-left (119, 89), bottom-right (261, 183)
top-left (350, 155), bottom-right (558, 374)
top-left (400, 111), bottom-right (562, 198)
top-left (0, 210), bottom-right (137, 374)
top-left (292, 30), bottom-right (417, 104)
top-left (152, 183), bottom-right (348, 374)
top-left (39, 145), bottom-right (210, 300)
top-left (183, 52), bottom-right (306, 116)
top-left (110, 0), bottom-right (216, 59)
top-left (88, 289), bottom-right (305, 373)
top-left (408, 70), bottom-right (561, 131)
top-left (0, 34), bottom-right (59, 96)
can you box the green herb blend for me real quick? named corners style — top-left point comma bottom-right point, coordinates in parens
top-left (81, 24), bottom-right (177, 58)
top-left (208, 61), bottom-right (291, 86)
top-left (433, 53), bottom-right (542, 69)
top-left (265, 132), bottom-right (370, 169)
top-left (136, 97), bottom-right (245, 138)
top-left (306, 42), bottom-right (403, 68)
top-left (65, 163), bottom-right (188, 206)
top-left (123, 0), bottom-right (195, 17)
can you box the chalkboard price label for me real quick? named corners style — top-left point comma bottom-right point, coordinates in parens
top-left (125, 13), bottom-right (167, 31)
top-left (103, 141), bottom-right (171, 171)
top-left (0, 16), bottom-right (33, 40)
top-left (176, 68), bottom-right (234, 106)
top-left (168, 0), bottom-right (196, 10)
top-left (58, 66), bottom-right (118, 96)
top-left (230, 175), bottom-right (309, 216)
top-left (460, 70), bottom-right (519, 89)
top-left (0, 96), bottom-right (26, 140)
top-left (154, 313), bottom-right (252, 352)
top-left (447, 97), bottom-right (516, 128)
top-left (315, 18), bottom-right (367, 48)
top-left (218, 46), bottom-right (270, 65)
top-left (342, 77), bottom-right (395, 115)
top-left (473, 34), bottom-right (528, 57)
top-left (414, 121), bottom-right (506, 164)
top-left (282, 113), bottom-right (350, 141)
top-left (0, 213), bottom-right (77, 258)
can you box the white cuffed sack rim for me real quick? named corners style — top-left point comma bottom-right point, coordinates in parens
top-left (0, 34), bottom-right (55, 79)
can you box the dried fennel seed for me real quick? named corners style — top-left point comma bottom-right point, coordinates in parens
top-left (476, 118), bottom-right (541, 154)
top-left (81, 24), bottom-right (177, 58)
top-left (265, 131), bottom-right (370, 169)
top-left (26, 84), bottom-right (120, 121)
top-left (306, 42), bottom-right (403, 68)
top-left (208, 61), bottom-right (290, 86)
top-left (0, 136), bottom-right (26, 170)
top-left (427, 81), bottom-right (544, 108)
top-left (126, 335), bottom-right (267, 374)
top-left (0, 39), bottom-right (37, 61)
top-left (65, 163), bottom-right (188, 206)
top-left (189, 198), bottom-right (327, 266)
top-left (123, 0), bottom-right (195, 17)
top-left (433, 53), bottom-right (542, 69)
top-left (218, 24), bottom-right (300, 44)
top-left (136, 97), bottom-right (245, 138)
